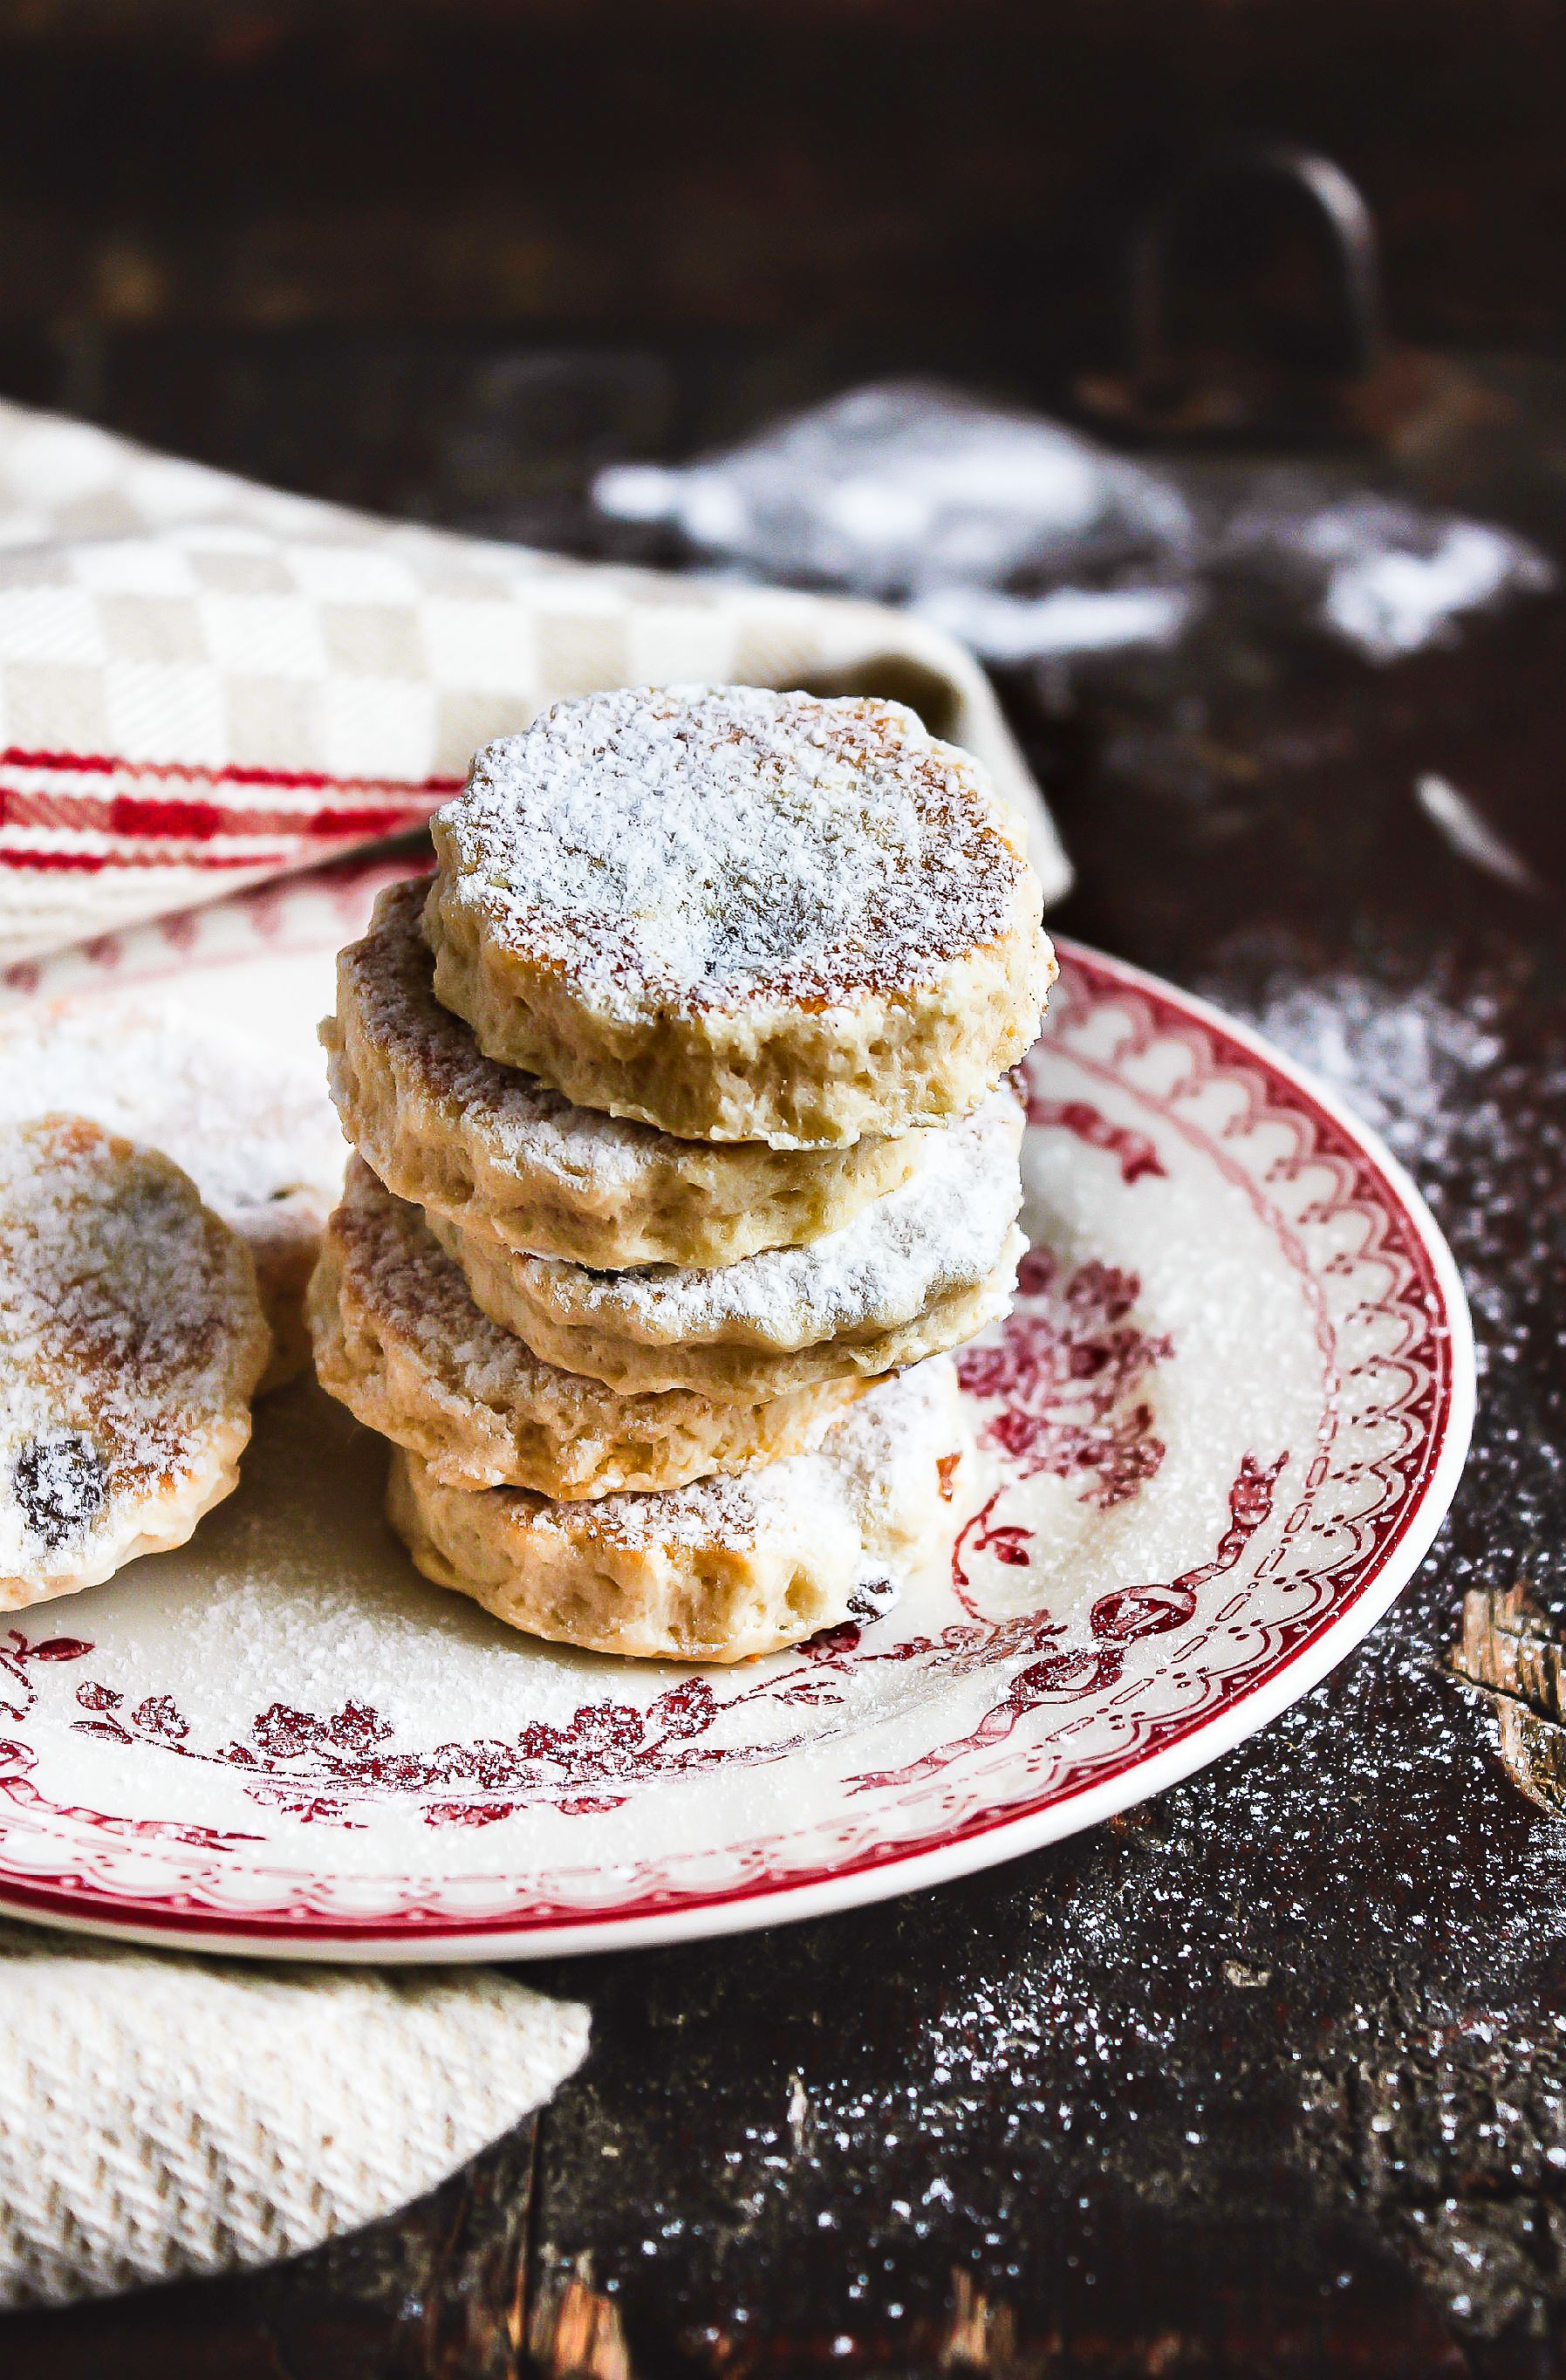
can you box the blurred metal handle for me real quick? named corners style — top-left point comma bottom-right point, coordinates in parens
top-left (1132, 140), bottom-right (1385, 383)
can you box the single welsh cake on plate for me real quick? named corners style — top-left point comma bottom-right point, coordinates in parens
top-left (0, 1115), bottom-right (271, 1607)
top-left (423, 685), bottom-right (1056, 1148)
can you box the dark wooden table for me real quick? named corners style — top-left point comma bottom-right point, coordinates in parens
top-left (4, 355), bottom-right (1566, 2378)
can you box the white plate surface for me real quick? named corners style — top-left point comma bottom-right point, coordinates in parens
top-left (0, 859), bottom-right (1474, 1960)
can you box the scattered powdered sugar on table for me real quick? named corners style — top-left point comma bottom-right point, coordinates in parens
top-left (522, 1086), bottom-right (1024, 1345)
top-left (0, 997), bottom-right (345, 1231)
top-left (433, 686), bottom-right (1028, 1017)
top-left (1217, 962), bottom-right (1503, 1176)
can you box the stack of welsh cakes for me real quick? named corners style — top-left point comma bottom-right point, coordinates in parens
top-left (311, 685), bottom-right (1055, 1663)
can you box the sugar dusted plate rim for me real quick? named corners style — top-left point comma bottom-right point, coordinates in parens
top-left (0, 858), bottom-right (1474, 1962)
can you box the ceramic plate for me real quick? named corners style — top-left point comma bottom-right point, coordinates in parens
top-left (0, 857), bottom-right (1474, 1961)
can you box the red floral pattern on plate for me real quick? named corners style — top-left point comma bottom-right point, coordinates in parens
top-left (0, 870), bottom-right (1472, 1959)
top-left (0, 1249), bottom-right (1173, 1832)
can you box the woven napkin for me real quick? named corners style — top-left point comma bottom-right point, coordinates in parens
top-left (0, 1919), bottom-right (588, 2308)
top-left (0, 395), bottom-right (1068, 965)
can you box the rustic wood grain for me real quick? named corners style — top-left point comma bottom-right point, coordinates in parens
top-left (530, 2273), bottom-right (632, 2380)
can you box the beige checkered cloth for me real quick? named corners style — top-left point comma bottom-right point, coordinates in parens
top-left (0, 1920), bottom-right (587, 2308)
top-left (0, 397), bottom-right (1068, 964)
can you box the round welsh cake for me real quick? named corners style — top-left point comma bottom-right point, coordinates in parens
top-left (0, 1001), bottom-right (345, 1391)
top-left (423, 685), bottom-right (1056, 1147)
top-left (0, 1116), bottom-right (271, 1608)
top-left (388, 1357), bottom-right (966, 1663)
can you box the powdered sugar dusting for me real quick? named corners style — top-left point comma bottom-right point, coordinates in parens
top-left (512, 1086), bottom-right (1024, 1349)
top-left (0, 998), bottom-right (345, 1235)
top-left (431, 686), bottom-right (1028, 1021)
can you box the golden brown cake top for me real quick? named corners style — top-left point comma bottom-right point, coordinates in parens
top-left (429, 685), bottom-right (1031, 1022)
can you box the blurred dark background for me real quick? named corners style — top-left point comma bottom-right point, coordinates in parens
top-left (0, 0), bottom-right (1562, 538)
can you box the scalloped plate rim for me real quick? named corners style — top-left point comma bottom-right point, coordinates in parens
top-left (0, 884), bottom-right (1475, 1962)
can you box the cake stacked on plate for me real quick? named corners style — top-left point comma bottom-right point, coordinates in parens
top-left (312, 685), bottom-right (1055, 1662)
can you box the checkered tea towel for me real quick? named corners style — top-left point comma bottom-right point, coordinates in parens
top-left (0, 1919), bottom-right (588, 2308)
top-left (0, 397), bottom-right (1068, 963)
